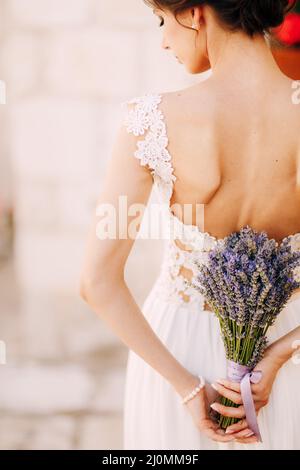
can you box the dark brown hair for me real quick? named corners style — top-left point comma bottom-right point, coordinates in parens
top-left (144, 0), bottom-right (297, 37)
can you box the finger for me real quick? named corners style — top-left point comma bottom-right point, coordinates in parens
top-left (211, 402), bottom-right (246, 419)
top-left (215, 428), bottom-right (228, 436)
top-left (206, 428), bottom-right (237, 443)
top-left (217, 379), bottom-right (264, 406)
top-left (231, 428), bottom-right (255, 439)
top-left (247, 383), bottom-right (264, 400)
top-left (216, 378), bottom-right (241, 393)
top-left (234, 435), bottom-right (259, 444)
top-left (203, 421), bottom-right (238, 443)
top-left (250, 383), bottom-right (260, 395)
top-left (211, 382), bottom-right (243, 405)
top-left (225, 418), bottom-right (248, 433)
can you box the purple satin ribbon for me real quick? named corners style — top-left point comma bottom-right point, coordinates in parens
top-left (226, 359), bottom-right (263, 443)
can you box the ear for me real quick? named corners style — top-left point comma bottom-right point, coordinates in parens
top-left (191, 5), bottom-right (203, 27)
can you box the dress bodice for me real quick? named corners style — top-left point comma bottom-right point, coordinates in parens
top-left (121, 92), bottom-right (300, 309)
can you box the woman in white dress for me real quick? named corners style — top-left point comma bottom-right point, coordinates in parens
top-left (80, 0), bottom-right (300, 450)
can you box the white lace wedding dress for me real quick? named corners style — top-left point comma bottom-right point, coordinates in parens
top-left (120, 93), bottom-right (300, 450)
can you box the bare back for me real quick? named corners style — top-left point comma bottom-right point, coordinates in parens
top-left (161, 77), bottom-right (300, 244)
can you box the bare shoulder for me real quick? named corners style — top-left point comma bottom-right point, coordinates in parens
top-left (161, 80), bottom-right (212, 103)
top-left (159, 81), bottom-right (214, 123)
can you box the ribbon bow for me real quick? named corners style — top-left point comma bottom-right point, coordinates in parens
top-left (227, 359), bottom-right (263, 442)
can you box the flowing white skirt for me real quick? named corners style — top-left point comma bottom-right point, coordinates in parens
top-left (122, 282), bottom-right (300, 450)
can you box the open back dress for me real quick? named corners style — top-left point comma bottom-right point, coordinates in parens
top-left (120, 92), bottom-right (300, 450)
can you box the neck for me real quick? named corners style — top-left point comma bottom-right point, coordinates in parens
top-left (207, 29), bottom-right (285, 87)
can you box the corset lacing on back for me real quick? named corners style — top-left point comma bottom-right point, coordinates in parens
top-left (121, 92), bottom-right (300, 310)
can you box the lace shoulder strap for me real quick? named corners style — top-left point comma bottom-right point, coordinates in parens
top-left (121, 93), bottom-right (176, 200)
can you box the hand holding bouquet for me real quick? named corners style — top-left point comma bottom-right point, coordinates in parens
top-left (187, 225), bottom-right (300, 442)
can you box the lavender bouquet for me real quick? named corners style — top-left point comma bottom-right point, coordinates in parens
top-left (187, 225), bottom-right (300, 439)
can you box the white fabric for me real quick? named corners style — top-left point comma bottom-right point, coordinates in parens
top-left (121, 93), bottom-right (300, 450)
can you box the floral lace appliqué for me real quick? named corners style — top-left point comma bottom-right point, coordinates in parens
top-left (121, 93), bottom-right (176, 200)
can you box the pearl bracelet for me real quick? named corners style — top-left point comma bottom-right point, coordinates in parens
top-left (181, 375), bottom-right (205, 405)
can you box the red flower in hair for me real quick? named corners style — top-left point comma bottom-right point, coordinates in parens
top-left (273, 12), bottom-right (300, 46)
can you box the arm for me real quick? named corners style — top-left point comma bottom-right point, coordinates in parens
top-left (263, 325), bottom-right (300, 367)
top-left (79, 109), bottom-right (197, 399)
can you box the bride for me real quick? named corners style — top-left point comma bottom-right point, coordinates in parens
top-left (80, 0), bottom-right (300, 450)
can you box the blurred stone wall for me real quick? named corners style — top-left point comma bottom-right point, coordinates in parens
top-left (0, 0), bottom-right (204, 358)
